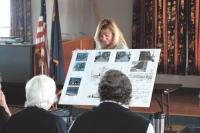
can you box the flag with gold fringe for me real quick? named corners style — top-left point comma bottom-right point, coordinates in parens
top-left (50, 0), bottom-right (64, 83)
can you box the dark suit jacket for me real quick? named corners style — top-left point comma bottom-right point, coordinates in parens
top-left (2, 106), bottom-right (67, 133)
top-left (69, 102), bottom-right (150, 133)
top-left (0, 106), bottom-right (10, 133)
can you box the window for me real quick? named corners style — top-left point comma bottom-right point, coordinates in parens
top-left (0, 0), bottom-right (11, 37)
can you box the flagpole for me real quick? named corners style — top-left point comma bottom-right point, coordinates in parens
top-left (41, 61), bottom-right (44, 74)
top-left (34, 47), bottom-right (36, 75)
top-left (50, 0), bottom-right (65, 82)
top-left (35, 0), bottom-right (49, 76)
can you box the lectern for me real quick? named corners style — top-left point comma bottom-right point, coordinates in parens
top-left (62, 37), bottom-right (94, 76)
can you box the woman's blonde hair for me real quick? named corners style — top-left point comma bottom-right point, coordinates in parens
top-left (94, 18), bottom-right (127, 49)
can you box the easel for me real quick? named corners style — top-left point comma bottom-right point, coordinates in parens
top-left (154, 83), bottom-right (182, 132)
top-left (56, 83), bottom-right (93, 128)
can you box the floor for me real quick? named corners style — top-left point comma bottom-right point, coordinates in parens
top-left (134, 88), bottom-right (200, 132)
top-left (133, 88), bottom-right (200, 117)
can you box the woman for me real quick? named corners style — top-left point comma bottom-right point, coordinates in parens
top-left (94, 18), bottom-right (128, 49)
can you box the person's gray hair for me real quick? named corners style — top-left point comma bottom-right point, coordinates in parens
top-left (98, 69), bottom-right (132, 105)
top-left (25, 75), bottom-right (57, 110)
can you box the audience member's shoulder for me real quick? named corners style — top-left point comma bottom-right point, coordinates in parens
top-left (9, 107), bottom-right (63, 121)
top-left (0, 106), bottom-right (10, 129)
top-left (0, 106), bottom-right (10, 119)
top-left (30, 107), bottom-right (65, 122)
top-left (74, 110), bottom-right (95, 122)
top-left (128, 111), bottom-right (150, 123)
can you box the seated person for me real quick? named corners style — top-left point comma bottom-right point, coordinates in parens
top-left (69, 69), bottom-right (155, 133)
top-left (0, 89), bottom-right (11, 130)
top-left (2, 75), bottom-right (67, 133)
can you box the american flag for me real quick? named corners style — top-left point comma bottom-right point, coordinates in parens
top-left (35, 0), bottom-right (49, 75)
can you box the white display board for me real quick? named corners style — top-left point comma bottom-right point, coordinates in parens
top-left (59, 49), bottom-right (161, 107)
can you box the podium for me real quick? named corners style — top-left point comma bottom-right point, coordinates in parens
top-left (62, 37), bottom-right (94, 76)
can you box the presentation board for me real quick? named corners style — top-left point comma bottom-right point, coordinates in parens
top-left (59, 49), bottom-right (161, 107)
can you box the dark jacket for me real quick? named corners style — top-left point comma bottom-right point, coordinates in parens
top-left (2, 106), bottom-right (67, 133)
top-left (69, 102), bottom-right (150, 133)
top-left (0, 106), bottom-right (10, 133)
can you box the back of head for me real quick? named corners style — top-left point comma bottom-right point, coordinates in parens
top-left (98, 69), bottom-right (132, 105)
top-left (25, 75), bottom-right (57, 110)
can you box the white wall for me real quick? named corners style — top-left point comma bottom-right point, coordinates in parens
top-left (96, 0), bottom-right (133, 47)
top-left (32, 0), bottom-right (133, 48)
top-left (58, 0), bottom-right (96, 40)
